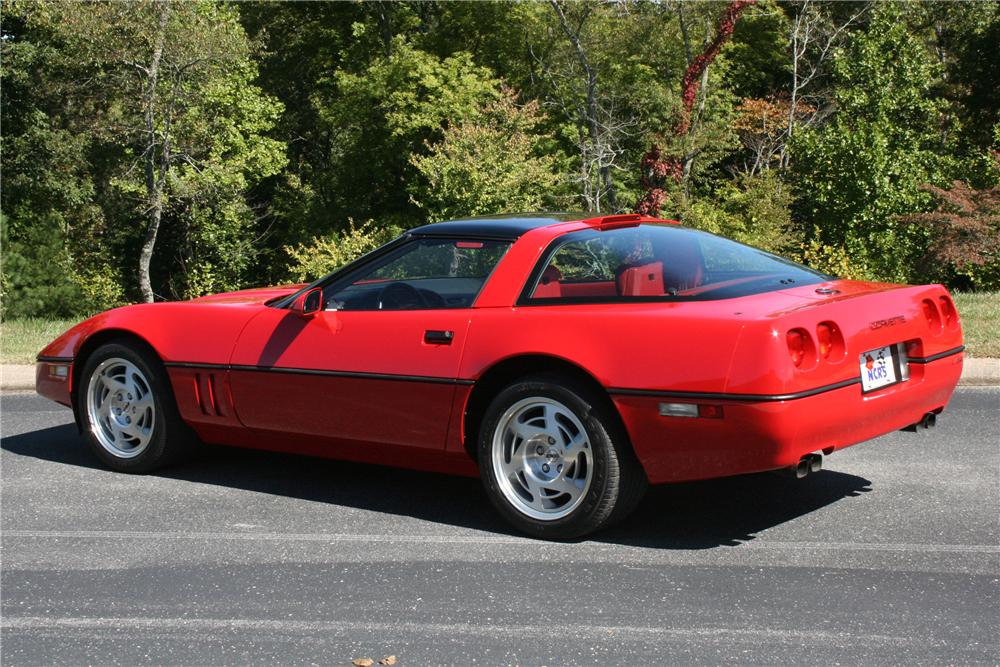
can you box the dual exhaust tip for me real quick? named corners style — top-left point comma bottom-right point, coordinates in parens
top-left (784, 452), bottom-right (823, 480)
top-left (901, 412), bottom-right (938, 433)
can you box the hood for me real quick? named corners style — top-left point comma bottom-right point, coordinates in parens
top-left (190, 284), bottom-right (307, 305)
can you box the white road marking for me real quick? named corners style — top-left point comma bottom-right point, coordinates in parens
top-left (3, 529), bottom-right (996, 554)
top-left (0, 615), bottom-right (965, 649)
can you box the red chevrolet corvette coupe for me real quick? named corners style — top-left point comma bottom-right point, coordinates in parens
top-left (36, 213), bottom-right (964, 538)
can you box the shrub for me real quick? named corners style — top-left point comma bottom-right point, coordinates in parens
top-left (683, 173), bottom-right (802, 256)
top-left (284, 220), bottom-right (404, 282)
top-left (799, 236), bottom-right (871, 281)
top-left (897, 170), bottom-right (1000, 290)
top-left (409, 88), bottom-right (558, 221)
top-left (0, 213), bottom-right (85, 319)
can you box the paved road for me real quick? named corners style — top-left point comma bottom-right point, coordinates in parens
top-left (2, 389), bottom-right (997, 666)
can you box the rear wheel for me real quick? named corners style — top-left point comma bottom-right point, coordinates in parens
top-left (478, 374), bottom-right (647, 539)
top-left (77, 342), bottom-right (194, 473)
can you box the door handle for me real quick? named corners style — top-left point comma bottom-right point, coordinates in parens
top-left (424, 330), bottom-right (454, 345)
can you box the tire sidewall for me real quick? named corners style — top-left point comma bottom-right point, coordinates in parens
top-left (477, 376), bottom-right (619, 539)
top-left (77, 342), bottom-right (174, 473)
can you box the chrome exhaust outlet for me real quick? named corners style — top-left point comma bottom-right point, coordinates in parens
top-left (776, 453), bottom-right (823, 479)
top-left (901, 412), bottom-right (939, 432)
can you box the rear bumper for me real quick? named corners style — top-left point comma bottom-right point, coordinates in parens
top-left (614, 351), bottom-right (963, 484)
top-left (35, 359), bottom-right (74, 408)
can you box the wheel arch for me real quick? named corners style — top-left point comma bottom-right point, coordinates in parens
top-left (462, 354), bottom-right (631, 459)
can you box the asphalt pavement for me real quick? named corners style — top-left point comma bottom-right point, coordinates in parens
top-left (1, 388), bottom-right (997, 666)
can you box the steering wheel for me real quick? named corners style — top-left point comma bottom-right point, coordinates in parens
top-left (378, 281), bottom-right (427, 310)
top-left (419, 288), bottom-right (447, 309)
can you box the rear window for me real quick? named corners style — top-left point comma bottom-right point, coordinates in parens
top-left (523, 224), bottom-right (828, 303)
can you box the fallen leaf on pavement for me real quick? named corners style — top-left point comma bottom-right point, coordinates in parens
top-left (379, 657), bottom-right (397, 666)
top-left (352, 659), bottom-right (374, 667)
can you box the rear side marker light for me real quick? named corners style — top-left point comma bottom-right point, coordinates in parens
top-left (697, 404), bottom-right (724, 419)
top-left (659, 403), bottom-right (698, 418)
top-left (658, 403), bottom-right (724, 419)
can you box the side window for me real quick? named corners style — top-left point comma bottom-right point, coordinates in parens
top-left (527, 228), bottom-right (669, 300)
top-left (325, 238), bottom-right (510, 311)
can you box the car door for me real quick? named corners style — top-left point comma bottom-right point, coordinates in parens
top-left (228, 236), bottom-right (510, 452)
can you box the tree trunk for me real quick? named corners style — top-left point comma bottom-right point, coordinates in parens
top-left (138, 0), bottom-right (171, 303)
top-left (377, 1), bottom-right (392, 57)
top-left (782, 5), bottom-right (804, 172)
top-left (550, 0), bottom-right (616, 212)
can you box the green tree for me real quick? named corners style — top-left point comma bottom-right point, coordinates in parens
top-left (6, 0), bottom-right (286, 304)
top-left (1, 7), bottom-right (95, 317)
top-left (409, 90), bottom-right (559, 221)
top-left (792, 2), bottom-right (945, 282)
top-left (310, 38), bottom-right (501, 230)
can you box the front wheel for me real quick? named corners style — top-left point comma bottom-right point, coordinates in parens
top-left (77, 341), bottom-right (195, 473)
top-left (478, 375), bottom-right (647, 539)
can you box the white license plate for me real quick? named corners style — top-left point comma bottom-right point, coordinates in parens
top-left (860, 344), bottom-right (907, 393)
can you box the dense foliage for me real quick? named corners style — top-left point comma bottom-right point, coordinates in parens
top-left (2, 0), bottom-right (998, 318)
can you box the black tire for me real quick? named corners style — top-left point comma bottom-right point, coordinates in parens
top-left (76, 341), bottom-right (196, 473)
top-left (477, 373), bottom-right (648, 539)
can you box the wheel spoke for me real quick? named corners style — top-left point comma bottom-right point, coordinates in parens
top-left (118, 421), bottom-right (138, 440)
top-left (510, 421), bottom-right (547, 444)
top-left (125, 372), bottom-right (141, 402)
top-left (98, 396), bottom-right (112, 421)
top-left (498, 450), bottom-right (521, 479)
top-left (133, 393), bottom-right (154, 414)
top-left (521, 474), bottom-right (549, 511)
top-left (102, 374), bottom-right (128, 395)
top-left (542, 404), bottom-right (559, 430)
top-left (544, 474), bottom-right (583, 498)
top-left (107, 421), bottom-right (128, 446)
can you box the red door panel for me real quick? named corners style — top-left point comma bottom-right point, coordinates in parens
top-left (229, 308), bottom-right (472, 450)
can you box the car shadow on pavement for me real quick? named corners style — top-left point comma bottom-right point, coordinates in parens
top-left (3, 424), bottom-right (871, 550)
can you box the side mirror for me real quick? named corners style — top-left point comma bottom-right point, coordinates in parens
top-left (291, 287), bottom-right (323, 317)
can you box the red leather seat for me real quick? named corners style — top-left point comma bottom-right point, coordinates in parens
top-left (617, 262), bottom-right (665, 296)
top-left (659, 235), bottom-right (704, 292)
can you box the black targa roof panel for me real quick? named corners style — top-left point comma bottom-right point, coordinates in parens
top-left (408, 212), bottom-right (584, 240)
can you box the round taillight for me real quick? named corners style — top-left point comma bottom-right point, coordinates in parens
top-left (938, 296), bottom-right (957, 329)
top-left (787, 329), bottom-right (806, 367)
top-left (922, 298), bottom-right (942, 334)
top-left (816, 323), bottom-right (833, 358)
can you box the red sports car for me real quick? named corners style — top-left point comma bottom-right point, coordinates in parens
top-left (36, 213), bottom-right (964, 538)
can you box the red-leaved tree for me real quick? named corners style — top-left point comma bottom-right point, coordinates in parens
top-left (636, 0), bottom-right (757, 216)
top-left (897, 168), bottom-right (1000, 287)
